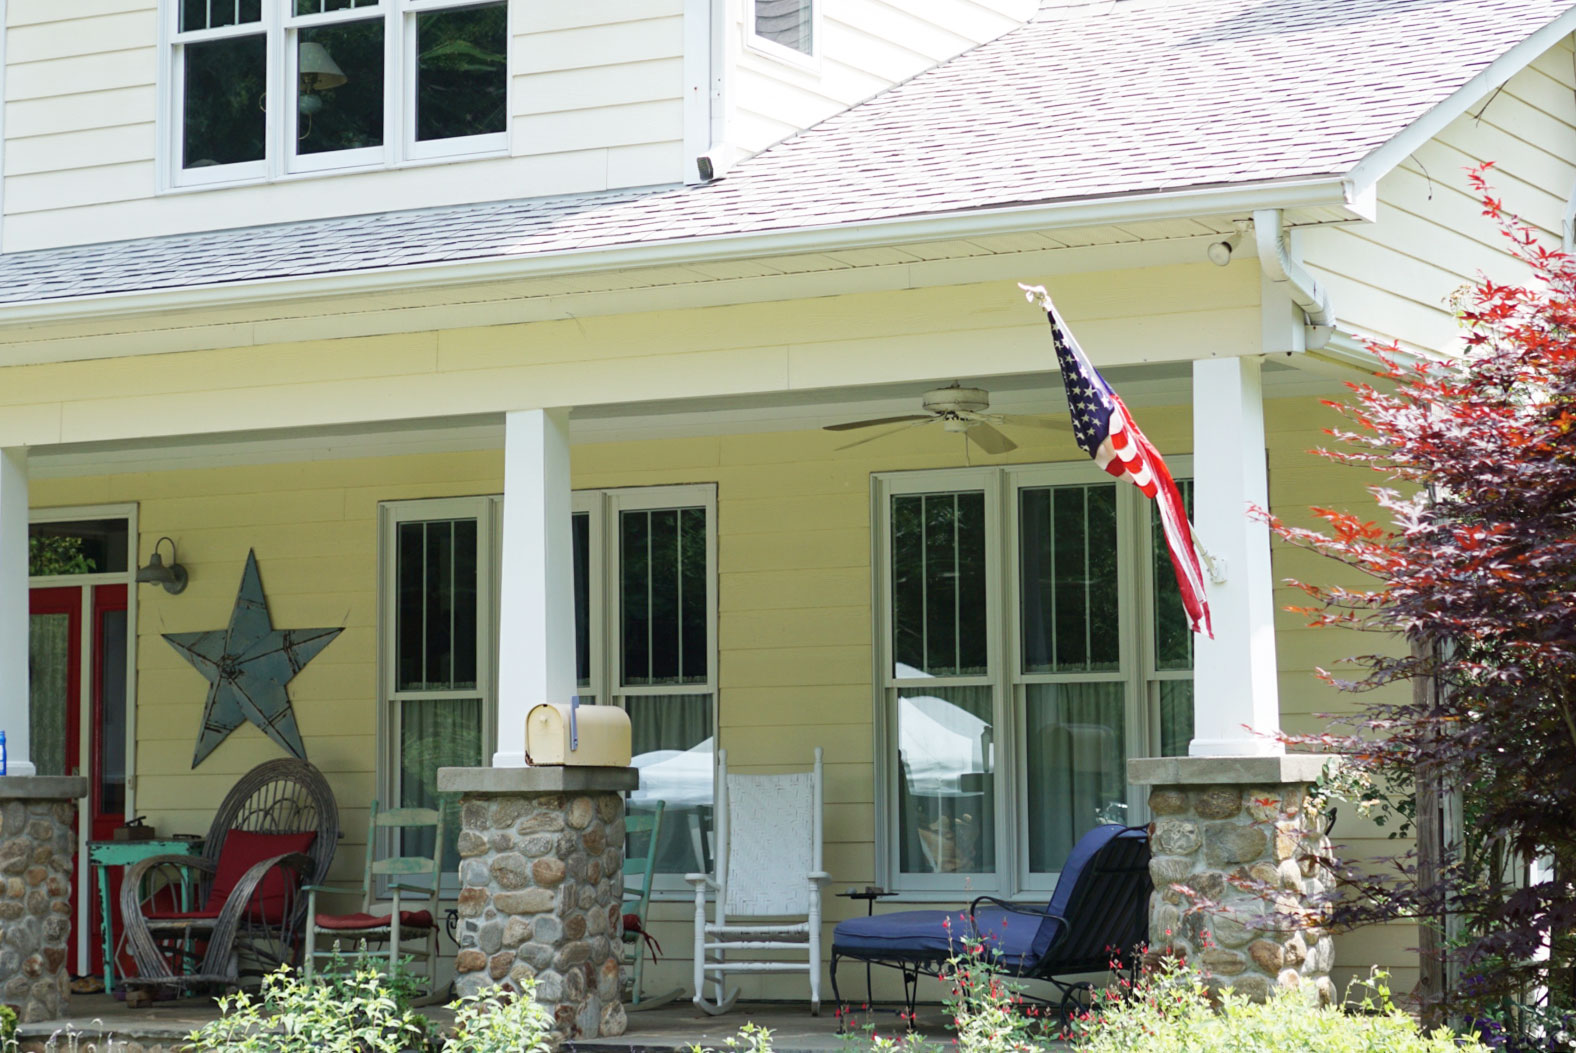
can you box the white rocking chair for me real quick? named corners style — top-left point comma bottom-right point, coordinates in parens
top-left (686, 747), bottom-right (829, 1015)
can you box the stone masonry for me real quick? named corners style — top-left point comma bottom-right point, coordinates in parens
top-left (437, 765), bottom-right (638, 1045)
top-left (0, 777), bottom-right (87, 1025)
top-left (1130, 756), bottom-right (1337, 1006)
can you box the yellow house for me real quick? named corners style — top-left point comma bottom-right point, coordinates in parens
top-left (2, 0), bottom-right (1574, 1015)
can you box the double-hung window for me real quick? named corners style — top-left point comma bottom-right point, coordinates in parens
top-left (380, 496), bottom-right (497, 881)
top-left (876, 462), bottom-right (1193, 896)
top-left (170, 0), bottom-right (508, 186)
top-left (573, 485), bottom-right (717, 886)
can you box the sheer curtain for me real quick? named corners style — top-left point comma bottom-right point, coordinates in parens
top-left (399, 698), bottom-right (484, 873)
top-left (27, 613), bottom-right (70, 778)
top-left (1023, 682), bottom-right (1126, 873)
top-left (627, 694), bottom-right (712, 874)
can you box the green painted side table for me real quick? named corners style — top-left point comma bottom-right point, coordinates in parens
top-left (87, 839), bottom-right (201, 994)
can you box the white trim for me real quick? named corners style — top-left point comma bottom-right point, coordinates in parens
top-left (683, 0), bottom-right (715, 184)
top-left (4, 176), bottom-right (1359, 328)
top-left (744, 0), bottom-right (819, 70)
top-left (1345, 10), bottom-right (1576, 198)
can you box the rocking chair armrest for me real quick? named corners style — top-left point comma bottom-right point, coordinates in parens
top-left (684, 873), bottom-right (718, 890)
top-left (806, 871), bottom-right (833, 884)
top-left (967, 895), bottom-right (1066, 936)
top-left (388, 882), bottom-right (436, 896)
top-left (303, 884), bottom-right (365, 895)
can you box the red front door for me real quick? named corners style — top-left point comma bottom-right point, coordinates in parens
top-left (28, 584), bottom-right (128, 979)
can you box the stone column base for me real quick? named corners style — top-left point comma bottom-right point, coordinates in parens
top-left (0, 776), bottom-right (87, 1024)
top-left (1129, 755), bottom-right (1337, 1005)
top-left (438, 765), bottom-right (638, 1044)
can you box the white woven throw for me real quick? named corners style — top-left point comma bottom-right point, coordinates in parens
top-left (724, 771), bottom-right (814, 917)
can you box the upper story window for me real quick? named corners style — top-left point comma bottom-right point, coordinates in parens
top-left (751, 0), bottom-right (812, 57)
top-left (171, 0), bottom-right (508, 187)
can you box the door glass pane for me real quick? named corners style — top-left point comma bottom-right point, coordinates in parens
top-left (755, 0), bottom-right (812, 53)
top-left (1157, 680), bottom-right (1193, 758)
top-left (27, 613), bottom-right (71, 778)
top-left (896, 685), bottom-right (994, 874)
top-left (620, 507), bottom-right (707, 687)
top-left (98, 608), bottom-right (128, 817)
top-left (182, 35), bottom-right (266, 168)
top-left (399, 698), bottom-right (482, 873)
top-left (29, 520), bottom-right (129, 576)
top-left (891, 492), bottom-right (988, 678)
top-left (1019, 484), bottom-right (1119, 673)
top-left (416, 2), bottom-right (507, 141)
top-left (1153, 479), bottom-right (1195, 671)
top-left (297, 19), bottom-right (384, 155)
top-left (395, 519), bottom-right (478, 691)
top-left (627, 694), bottom-right (712, 874)
top-left (1024, 682), bottom-right (1126, 872)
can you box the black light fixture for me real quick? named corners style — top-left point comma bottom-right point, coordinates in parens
top-left (136, 536), bottom-right (189, 595)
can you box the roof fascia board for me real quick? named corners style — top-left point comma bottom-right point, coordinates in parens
top-left (1344, 10), bottom-right (1576, 198)
top-left (0, 177), bottom-right (1355, 331)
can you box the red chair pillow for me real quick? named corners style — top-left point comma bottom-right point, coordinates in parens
top-left (208, 831), bottom-right (316, 924)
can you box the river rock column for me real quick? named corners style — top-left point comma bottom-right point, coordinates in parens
top-left (437, 765), bottom-right (637, 1044)
top-left (1129, 756), bottom-right (1337, 1006)
top-left (0, 777), bottom-right (87, 1024)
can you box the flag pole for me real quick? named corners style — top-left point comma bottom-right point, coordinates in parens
top-left (1191, 529), bottom-right (1227, 585)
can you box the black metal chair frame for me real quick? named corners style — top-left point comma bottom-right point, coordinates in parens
top-left (119, 758), bottom-right (340, 997)
top-left (830, 825), bottom-right (1152, 1023)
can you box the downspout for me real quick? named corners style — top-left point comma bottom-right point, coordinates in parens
top-left (1252, 208), bottom-right (1335, 350)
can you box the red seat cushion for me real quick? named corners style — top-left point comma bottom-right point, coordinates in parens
top-left (314, 910), bottom-right (434, 931)
top-left (209, 831), bottom-right (317, 924)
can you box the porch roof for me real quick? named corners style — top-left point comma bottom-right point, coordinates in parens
top-left (0, 0), bottom-right (1569, 312)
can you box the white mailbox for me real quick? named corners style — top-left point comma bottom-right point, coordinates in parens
top-left (525, 703), bottom-right (632, 767)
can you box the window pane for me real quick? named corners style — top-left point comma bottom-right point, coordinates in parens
top-left (395, 518), bottom-right (478, 691)
top-left (182, 34), bottom-right (266, 168)
top-left (416, 2), bottom-right (507, 142)
top-left (627, 694), bottom-right (712, 875)
top-left (1020, 484), bottom-right (1119, 674)
top-left (620, 507), bottom-right (708, 687)
top-left (891, 492), bottom-right (987, 678)
top-left (98, 607), bottom-right (128, 817)
top-left (183, 0), bottom-right (262, 31)
top-left (28, 519), bottom-right (128, 576)
top-left (1157, 680), bottom-right (1193, 758)
top-left (896, 685), bottom-right (994, 874)
top-left (1024, 682), bottom-right (1126, 872)
top-left (295, 0), bottom-right (378, 13)
top-left (297, 20), bottom-right (384, 155)
top-left (27, 613), bottom-right (71, 778)
top-left (1153, 480), bottom-right (1195, 671)
top-left (755, 0), bottom-right (811, 53)
top-left (573, 513), bottom-right (591, 688)
top-left (399, 698), bottom-right (482, 873)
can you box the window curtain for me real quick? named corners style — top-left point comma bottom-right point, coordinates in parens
top-left (627, 693), bottom-right (712, 874)
top-left (1023, 682), bottom-right (1126, 873)
top-left (399, 697), bottom-right (484, 873)
top-left (27, 613), bottom-right (71, 778)
top-left (896, 685), bottom-right (995, 874)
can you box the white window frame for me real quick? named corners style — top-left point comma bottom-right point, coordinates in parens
top-left (873, 460), bottom-right (1193, 899)
top-left (162, 0), bottom-right (509, 190)
top-left (578, 484), bottom-right (718, 896)
top-left (745, 0), bottom-right (818, 68)
top-left (377, 495), bottom-right (499, 891)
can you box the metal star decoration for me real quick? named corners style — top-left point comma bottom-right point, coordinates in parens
top-left (165, 550), bottom-right (342, 768)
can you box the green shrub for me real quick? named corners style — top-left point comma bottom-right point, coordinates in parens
top-left (1073, 962), bottom-right (1490, 1053)
top-left (190, 965), bottom-right (430, 1053)
top-left (448, 986), bottom-right (555, 1053)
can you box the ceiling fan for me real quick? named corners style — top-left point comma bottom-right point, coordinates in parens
top-left (823, 384), bottom-right (1070, 454)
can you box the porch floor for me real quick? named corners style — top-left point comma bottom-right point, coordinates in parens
top-left (16, 994), bottom-right (1061, 1052)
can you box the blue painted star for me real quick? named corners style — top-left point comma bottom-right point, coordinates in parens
top-left (165, 550), bottom-right (342, 768)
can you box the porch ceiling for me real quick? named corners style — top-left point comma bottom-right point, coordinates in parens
top-left (27, 361), bottom-right (1339, 478)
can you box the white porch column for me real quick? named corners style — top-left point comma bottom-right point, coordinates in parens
top-left (494, 409), bottom-right (576, 768)
top-left (1189, 357), bottom-right (1282, 757)
top-left (0, 448), bottom-right (35, 776)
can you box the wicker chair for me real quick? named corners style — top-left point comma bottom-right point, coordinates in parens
top-left (119, 758), bottom-right (340, 997)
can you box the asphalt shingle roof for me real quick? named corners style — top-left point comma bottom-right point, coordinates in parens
top-left (2, 0), bottom-right (1571, 307)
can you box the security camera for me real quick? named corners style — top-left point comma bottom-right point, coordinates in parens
top-left (1208, 232), bottom-right (1241, 266)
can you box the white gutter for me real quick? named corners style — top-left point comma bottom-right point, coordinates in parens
top-left (1253, 208), bottom-right (1335, 351)
top-left (0, 176), bottom-right (1360, 329)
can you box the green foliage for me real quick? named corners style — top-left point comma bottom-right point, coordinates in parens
top-left (190, 965), bottom-right (430, 1053)
top-left (1072, 960), bottom-right (1489, 1053)
top-left (0, 1003), bottom-right (16, 1045)
top-left (689, 1022), bottom-right (778, 1053)
top-left (447, 985), bottom-right (556, 1053)
top-left (27, 535), bottom-right (95, 576)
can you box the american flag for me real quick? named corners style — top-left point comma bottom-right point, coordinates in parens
top-left (1021, 284), bottom-right (1213, 638)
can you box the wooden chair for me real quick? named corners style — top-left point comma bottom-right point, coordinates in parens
top-left (302, 801), bottom-right (443, 998)
top-left (686, 747), bottom-right (829, 1015)
top-left (622, 801), bottom-right (681, 1009)
top-left (119, 758), bottom-right (340, 997)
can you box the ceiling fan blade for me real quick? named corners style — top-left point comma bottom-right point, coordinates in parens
top-left (997, 414), bottom-right (1072, 431)
top-left (835, 418), bottom-right (936, 450)
top-left (967, 423), bottom-right (1017, 455)
top-left (823, 415), bottom-right (932, 432)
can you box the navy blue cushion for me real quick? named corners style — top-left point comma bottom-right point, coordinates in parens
top-left (1031, 823), bottom-right (1131, 961)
